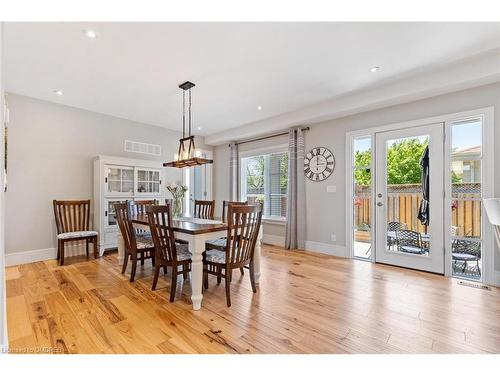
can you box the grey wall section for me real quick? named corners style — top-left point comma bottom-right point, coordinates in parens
top-left (213, 82), bottom-right (500, 271)
top-left (5, 94), bottom-right (212, 255)
top-left (0, 22), bottom-right (8, 350)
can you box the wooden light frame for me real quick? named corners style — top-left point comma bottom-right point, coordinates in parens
top-left (164, 82), bottom-right (213, 168)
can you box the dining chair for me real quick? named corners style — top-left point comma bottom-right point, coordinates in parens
top-left (53, 200), bottom-right (99, 266)
top-left (205, 200), bottom-right (248, 274)
top-left (194, 200), bottom-right (215, 219)
top-left (115, 203), bottom-right (155, 282)
top-left (127, 200), bottom-right (157, 244)
top-left (387, 221), bottom-right (406, 250)
top-left (396, 229), bottom-right (425, 254)
top-left (147, 204), bottom-right (192, 302)
top-left (452, 237), bottom-right (481, 275)
top-left (203, 203), bottom-right (263, 307)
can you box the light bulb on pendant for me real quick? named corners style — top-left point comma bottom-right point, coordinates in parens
top-left (195, 150), bottom-right (202, 158)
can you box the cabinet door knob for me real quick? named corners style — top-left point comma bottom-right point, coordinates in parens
top-left (377, 202), bottom-right (383, 207)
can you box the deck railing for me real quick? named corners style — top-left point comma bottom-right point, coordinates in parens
top-left (354, 183), bottom-right (481, 238)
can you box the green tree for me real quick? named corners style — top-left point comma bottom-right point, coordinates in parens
top-left (354, 138), bottom-right (429, 186)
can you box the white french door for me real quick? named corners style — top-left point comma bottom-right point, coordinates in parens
top-left (374, 123), bottom-right (444, 274)
top-left (183, 150), bottom-right (213, 215)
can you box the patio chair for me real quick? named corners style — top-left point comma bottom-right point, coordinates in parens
top-left (452, 237), bottom-right (481, 276)
top-left (396, 230), bottom-right (425, 255)
top-left (387, 221), bottom-right (406, 250)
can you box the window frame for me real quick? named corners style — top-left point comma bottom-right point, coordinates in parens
top-left (240, 144), bottom-right (288, 221)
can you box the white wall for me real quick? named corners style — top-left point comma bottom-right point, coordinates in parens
top-left (5, 94), bottom-right (212, 258)
top-left (213, 82), bottom-right (500, 271)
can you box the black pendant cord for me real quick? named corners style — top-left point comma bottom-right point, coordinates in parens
top-left (188, 88), bottom-right (192, 137)
top-left (182, 90), bottom-right (186, 138)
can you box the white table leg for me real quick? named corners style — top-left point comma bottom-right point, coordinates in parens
top-left (253, 226), bottom-right (263, 283)
top-left (117, 231), bottom-right (125, 265)
top-left (186, 234), bottom-right (205, 310)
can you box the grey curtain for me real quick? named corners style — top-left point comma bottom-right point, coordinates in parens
top-left (229, 142), bottom-right (239, 201)
top-left (285, 128), bottom-right (306, 249)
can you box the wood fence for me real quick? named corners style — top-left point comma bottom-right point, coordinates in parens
top-left (354, 183), bottom-right (481, 238)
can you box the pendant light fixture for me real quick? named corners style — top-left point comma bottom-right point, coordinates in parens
top-left (164, 81), bottom-right (213, 168)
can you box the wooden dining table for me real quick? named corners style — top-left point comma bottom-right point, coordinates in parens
top-left (116, 213), bottom-right (263, 310)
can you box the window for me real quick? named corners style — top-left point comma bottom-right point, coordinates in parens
top-left (241, 151), bottom-right (288, 219)
top-left (450, 118), bottom-right (483, 281)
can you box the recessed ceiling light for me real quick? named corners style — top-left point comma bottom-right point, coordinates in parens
top-left (369, 66), bottom-right (380, 73)
top-left (197, 127), bottom-right (202, 130)
top-left (83, 29), bottom-right (97, 39)
top-left (257, 105), bottom-right (262, 111)
top-left (53, 89), bottom-right (63, 96)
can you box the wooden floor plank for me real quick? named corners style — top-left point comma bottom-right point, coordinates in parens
top-left (6, 245), bottom-right (500, 354)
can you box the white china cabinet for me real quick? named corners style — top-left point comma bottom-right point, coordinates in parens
top-left (94, 155), bottom-right (179, 254)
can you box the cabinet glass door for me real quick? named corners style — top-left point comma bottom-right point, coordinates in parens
top-left (106, 166), bottom-right (134, 194)
top-left (136, 169), bottom-right (160, 194)
top-left (106, 199), bottom-right (126, 227)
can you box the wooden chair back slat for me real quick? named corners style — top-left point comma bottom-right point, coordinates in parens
top-left (53, 200), bottom-right (91, 234)
top-left (225, 204), bottom-right (262, 266)
top-left (147, 204), bottom-right (178, 264)
top-left (221, 200), bottom-right (248, 223)
top-left (115, 202), bottom-right (138, 251)
top-left (127, 200), bottom-right (157, 216)
top-left (194, 200), bottom-right (215, 219)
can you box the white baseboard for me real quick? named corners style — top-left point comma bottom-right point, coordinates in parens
top-left (5, 242), bottom-right (91, 266)
top-left (304, 240), bottom-right (347, 257)
top-left (262, 234), bottom-right (286, 247)
top-left (262, 235), bottom-right (347, 258)
top-left (494, 270), bottom-right (500, 287)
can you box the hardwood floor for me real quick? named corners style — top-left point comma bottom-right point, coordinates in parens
top-left (5, 245), bottom-right (500, 354)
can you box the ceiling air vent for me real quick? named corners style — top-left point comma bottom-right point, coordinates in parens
top-left (124, 140), bottom-right (162, 156)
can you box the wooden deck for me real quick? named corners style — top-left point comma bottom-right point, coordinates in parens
top-left (5, 245), bottom-right (500, 354)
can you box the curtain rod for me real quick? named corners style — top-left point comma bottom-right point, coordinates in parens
top-left (230, 126), bottom-right (310, 147)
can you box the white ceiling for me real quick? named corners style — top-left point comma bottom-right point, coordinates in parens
top-left (4, 22), bottom-right (500, 138)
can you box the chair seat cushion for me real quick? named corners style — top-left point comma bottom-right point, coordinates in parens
top-left (205, 238), bottom-right (226, 250)
top-left (136, 235), bottom-right (154, 250)
top-left (57, 230), bottom-right (98, 240)
top-left (399, 246), bottom-right (424, 254)
top-left (452, 253), bottom-right (478, 261)
top-left (205, 249), bottom-right (226, 264)
top-left (177, 243), bottom-right (192, 261)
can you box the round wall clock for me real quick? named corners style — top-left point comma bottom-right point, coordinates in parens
top-left (304, 147), bottom-right (335, 181)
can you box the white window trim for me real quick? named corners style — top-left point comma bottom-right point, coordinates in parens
top-left (240, 144), bottom-right (288, 220)
top-left (345, 107), bottom-right (495, 285)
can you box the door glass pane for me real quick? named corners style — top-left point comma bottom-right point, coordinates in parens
top-left (122, 169), bottom-right (134, 182)
top-left (353, 136), bottom-right (372, 259)
top-left (107, 200), bottom-right (124, 226)
top-left (108, 167), bottom-right (121, 180)
top-left (353, 168), bottom-right (371, 258)
top-left (451, 119), bottom-right (482, 280)
top-left (108, 181), bottom-right (120, 193)
top-left (122, 181), bottom-right (133, 193)
top-left (385, 135), bottom-right (429, 257)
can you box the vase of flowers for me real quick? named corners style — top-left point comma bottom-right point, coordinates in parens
top-left (167, 182), bottom-right (188, 219)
